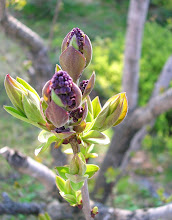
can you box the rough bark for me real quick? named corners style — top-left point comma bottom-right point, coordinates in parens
top-left (2, 147), bottom-right (172, 220)
top-left (0, 0), bottom-right (53, 92)
top-left (2, 195), bottom-right (172, 220)
top-left (0, 192), bottom-right (44, 215)
top-left (122, 0), bottom-right (150, 110)
top-left (0, 147), bottom-right (57, 195)
top-left (48, 201), bottom-right (172, 220)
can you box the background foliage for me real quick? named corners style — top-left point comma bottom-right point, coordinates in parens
top-left (1, 0), bottom-right (172, 219)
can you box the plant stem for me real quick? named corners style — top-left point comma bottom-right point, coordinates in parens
top-left (81, 180), bottom-right (93, 220)
top-left (70, 136), bottom-right (92, 220)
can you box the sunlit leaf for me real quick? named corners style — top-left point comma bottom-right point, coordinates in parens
top-left (92, 96), bottom-right (101, 119)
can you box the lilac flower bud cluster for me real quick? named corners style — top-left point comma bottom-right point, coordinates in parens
top-left (79, 80), bottom-right (88, 95)
top-left (55, 126), bottom-right (70, 133)
top-left (67, 27), bottom-right (85, 53)
top-left (51, 70), bottom-right (76, 109)
top-left (70, 107), bottom-right (84, 122)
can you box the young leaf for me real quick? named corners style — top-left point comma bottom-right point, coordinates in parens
top-left (4, 106), bottom-right (45, 130)
top-left (38, 130), bottom-right (57, 143)
top-left (51, 89), bottom-right (64, 108)
top-left (35, 136), bottom-right (58, 156)
top-left (16, 77), bottom-right (40, 100)
top-left (35, 144), bottom-right (44, 157)
top-left (70, 180), bottom-right (84, 191)
top-left (86, 96), bottom-right (93, 115)
top-left (65, 173), bottom-right (88, 183)
top-left (76, 191), bottom-right (82, 204)
top-left (85, 164), bottom-right (99, 178)
top-left (82, 130), bottom-right (110, 145)
top-left (55, 166), bottom-right (70, 180)
top-left (92, 96), bottom-right (101, 119)
top-left (56, 176), bottom-right (66, 193)
top-left (62, 194), bottom-right (77, 206)
top-left (65, 180), bottom-right (76, 196)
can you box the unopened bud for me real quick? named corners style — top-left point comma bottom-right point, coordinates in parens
top-left (60, 28), bottom-right (92, 82)
top-left (4, 74), bottom-right (27, 112)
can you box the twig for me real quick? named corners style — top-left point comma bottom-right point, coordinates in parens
top-left (0, 192), bottom-right (44, 215)
top-left (48, 0), bottom-right (62, 49)
top-left (81, 180), bottom-right (93, 220)
top-left (70, 138), bottom-right (92, 220)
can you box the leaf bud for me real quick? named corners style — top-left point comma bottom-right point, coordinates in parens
top-left (93, 93), bottom-right (128, 131)
top-left (4, 74), bottom-right (27, 112)
top-left (22, 90), bottom-right (46, 124)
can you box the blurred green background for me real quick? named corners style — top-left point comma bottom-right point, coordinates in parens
top-left (1, 0), bottom-right (172, 219)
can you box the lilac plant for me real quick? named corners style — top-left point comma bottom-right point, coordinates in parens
top-left (4, 28), bottom-right (128, 219)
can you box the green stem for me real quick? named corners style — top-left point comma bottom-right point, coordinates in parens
top-left (70, 136), bottom-right (92, 220)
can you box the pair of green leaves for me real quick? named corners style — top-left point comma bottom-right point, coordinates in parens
top-left (56, 163), bottom-right (99, 190)
top-left (4, 76), bottom-right (47, 130)
top-left (56, 177), bottom-right (82, 206)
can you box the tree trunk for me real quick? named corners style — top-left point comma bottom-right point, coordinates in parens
top-left (92, 0), bottom-right (150, 203)
top-left (0, 0), bottom-right (53, 92)
top-left (122, 0), bottom-right (150, 110)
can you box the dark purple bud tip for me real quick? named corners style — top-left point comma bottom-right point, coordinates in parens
top-left (55, 126), bottom-right (70, 133)
top-left (50, 70), bottom-right (80, 110)
top-left (69, 107), bottom-right (84, 122)
top-left (79, 80), bottom-right (89, 95)
top-left (66, 27), bottom-right (85, 54)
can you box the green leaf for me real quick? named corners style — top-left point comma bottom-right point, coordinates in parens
top-left (51, 89), bottom-right (64, 108)
top-left (82, 130), bottom-right (110, 145)
top-left (86, 110), bottom-right (94, 123)
top-left (16, 77), bottom-right (40, 100)
top-left (76, 191), bottom-right (82, 204)
top-left (84, 120), bottom-right (95, 133)
top-left (86, 96), bottom-right (93, 115)
top-left (62, 193), bottom-right (77, 206)
top-left (56, 64), bottom-right (61, 72)
top-left (35, 144), bottom-right (44, 156)
top-left (38, 213), bottom-right (51, 220)
top-left (55, 166), bottom-right (69, 180)
top-left (22, 91), bottom-right (45, 124)
top-left (56, 176), bottom-right (66, 193)
top-left (70, 180), bottom-right (84, 191)
top-left (92, 96), bottom-right (101, 119)
top-left (3, 106), bottom-right (45, 130)
top-left (4, 105), bottom-right (26, 118)
top-left (92, 104), bottom-right (109, 130)
top-left (65, 180), bottom-right (76, 196)
top-left (65, 173), bottom-right (88, 183)
top-left (35, 135), bottom-right (58, 156)
top-left (85, 164), bottom-right (99, 178)
top-left (87, 153), bottom-right (98, 158)
top-left (38, 130), bottom-right (57, 143)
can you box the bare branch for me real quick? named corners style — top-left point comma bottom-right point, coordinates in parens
top-left (132, 87), bottom-right (172, 130)
top-left (151, 55), bottom-right (172, 99)
top-left (122, 0), bottom-right (150, 110)
top-left (48, 0), bottom-right (62, 48)
top-left (0, 192), bottom-right (44, 215)
top-left (1, 15), bottom-right (46, 53)
top-left (0, 0), bottom-right (53, 91)
top-left (0, 147), bottom-right (57, 193)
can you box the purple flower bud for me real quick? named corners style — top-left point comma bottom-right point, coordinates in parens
top-left (50, 70), bottom-right (82, 110)
top-left (79, 80), bottom-right (89, 95)
top-left (70, 106), bottom-right (84, 123)
top-left (61, 28), bottom-right (92, 67)
top-left (79, 72), bottom-right (95, 99)
top-left (55, 126), bottom-right (70, 133)
top-left (60, 28), bottom-right (92, 82)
